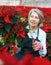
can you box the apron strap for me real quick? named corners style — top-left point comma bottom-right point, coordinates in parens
top-left (36, 28), bottom-right (39, 40)
top-left (35, 28), bottom-right (40, 42)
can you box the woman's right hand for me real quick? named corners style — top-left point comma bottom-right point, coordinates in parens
top-left (32, 40), bottom-right (43, 51)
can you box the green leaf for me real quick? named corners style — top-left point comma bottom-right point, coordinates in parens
top-left (4, 23), bottom-right (11, 33)
top-left (8, 47), bottom-right (14, 54)
top-left (7, 33), bottom-right (15, 43)
top-left (47, 54), bottom-right (51, 60)
top-left (10, 15), bottom-right (20, 24)
top-left (0, 17), bottom-right (3, 21)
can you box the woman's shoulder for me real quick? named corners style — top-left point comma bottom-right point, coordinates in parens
top-left (39, 28), bottom-right (46, 35)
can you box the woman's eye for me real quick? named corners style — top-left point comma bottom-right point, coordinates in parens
top-left (30, 16), bottom-right (39, 19)
top-left (35, 16), bottom-right (39, 19)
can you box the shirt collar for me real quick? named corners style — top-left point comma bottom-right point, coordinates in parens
top-left (26, 25), bottom-right (38, 34)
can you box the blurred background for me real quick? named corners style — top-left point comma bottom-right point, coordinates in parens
top-left (0, 0), bottom-right (51, 7)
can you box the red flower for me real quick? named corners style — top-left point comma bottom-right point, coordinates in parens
top-left (3, 46), bottom-right (8, 53)
top-left (0, 47), bottom-right (3, 51)
top-left (48, 26), bottom-right (51, 30)
top-left (4, 15), bottom-right (12, 24)
top-left (4, 33), bottom-right (9, 39)
top-left (29, 57), bottom-right (51, 65)
top-left (41, 23), bottom-right (49, 32)
top-left (0, 6), bottom-right (4, 16)
top-left (3, 6), bottom-right (12, 16)
top-left (12, 47), bottom-right (17, 54)
top-left (0, 11), bottom-right (3, 16)
top-left (8, 43), bottom-right (17, 54)
top-left (0, 46), bottom-right (8, 53)
top-left (47, 49), bottom-right (51, 54)
top-left (20, 10), bottom-right (27, 17)
top-left (12, 22), bottom-right (24, 32)
top-left (8, 43), bottom-right (14, 47)
top-left (0, 52), bottom-right (18, 65)
top-left (14, 6), bottom-right (23, 13)
top-left (16, 27), bottom-right (26, 38)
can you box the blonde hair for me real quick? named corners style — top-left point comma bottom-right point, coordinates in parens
top-left (28, 8), bottom-right (44, 27)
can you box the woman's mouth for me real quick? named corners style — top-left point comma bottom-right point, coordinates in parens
top-left (31, 21), bottom-right (36, 24)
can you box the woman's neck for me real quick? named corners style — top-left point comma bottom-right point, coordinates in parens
top-left (29, 26), bottom-right (38, 32)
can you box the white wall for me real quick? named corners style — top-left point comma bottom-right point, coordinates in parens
top-left (0, 0), bottom-right (51, 8)
top-left (0, 0), bottom-right (20, 6)
top-left (21, 0), bottom-right (51, 8)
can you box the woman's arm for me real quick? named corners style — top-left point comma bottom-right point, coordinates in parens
top-left (32, 32), bottom-right (47, 57)
top-left (39, 33), bottom-right (47, 57)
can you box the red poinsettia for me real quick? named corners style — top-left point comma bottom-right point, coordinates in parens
top-left (3, 6), bottom-right (12, 16)
top-left (14, 6), bottom-right (23, 13)
top-left (47, 49), bottom-right (51, 54)
top-left (4, 15), bottom-right (12, 24)
top-left (2, 46), bottom-right (8, 53)
top-left (29, 57), bottom-right (51, 65)
top-left (0, 6), bottom-right (4, 16)
top-left (19, 10), bottom-right (28, 17)
top-left (8, 43), bottom-right (17, 54)
top-left (12, 47), bottom-right (17, 54)
top-left (8, 43), bottom-right (14, 47)
top-left (16, 27), bottom-right (26, 38)
top-left (0, 52), bottom-right (18, 65)
top-left (4, 33), bottom-right (10, 39)
top-left (41, 23), bottom-right (49, 32)
top-left (12, 22), bottom-right (24, 33)
top-left (0, 46), bottom-right (8, 53)
top-left (48, 26), bottom-right (51, 30)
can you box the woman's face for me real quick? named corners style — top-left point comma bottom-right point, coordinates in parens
top-left (28, 11), bottom-right (40, 27)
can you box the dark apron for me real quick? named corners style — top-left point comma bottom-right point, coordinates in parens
top-left (14, 28), bottom-right (40, 60)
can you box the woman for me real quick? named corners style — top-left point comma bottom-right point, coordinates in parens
top-left (14, 8), bottom-right (51, 65)
top-left (26, 8), bottom-right (47, 57)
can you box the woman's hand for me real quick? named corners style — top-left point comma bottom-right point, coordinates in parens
top-left (32, 40), bottom-right (43, 51)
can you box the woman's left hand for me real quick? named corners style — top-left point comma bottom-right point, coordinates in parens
top-left (32, 40), bottom-right (43, 51)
